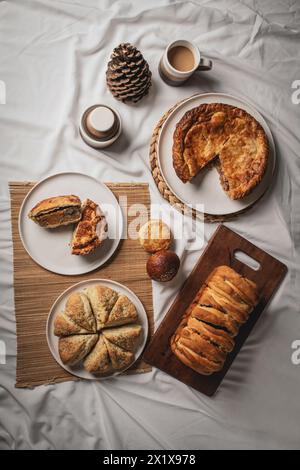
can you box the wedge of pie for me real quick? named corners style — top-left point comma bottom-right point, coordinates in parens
top-left (172, 103), bottom-right (269, 199)
top-left (71, 198), bottom-right (107, 255)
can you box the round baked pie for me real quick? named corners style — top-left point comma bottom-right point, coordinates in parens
top-left (53, 286), bottom-right (143, 374)
top-left (172, 103), bottom-right (269, 199)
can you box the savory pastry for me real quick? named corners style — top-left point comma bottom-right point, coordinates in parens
top-left (105, 295), bottom-right (138, 328)
top-left (83, 335), bottom-right (112, 374)
top-left (172, 103), bottom-right (269, 199)
top-left (54, 311), bottom-right (91, 336)
top-left (28, 195), bottom-right (82, 228)
top-left (171, 265), bottom-right (258, 375)
top-left (146, 250), bottom-right (180, 282)
top-left (64, 292), bottom-right (96, 333)
top-left (139, 219), bottom-right (172, 253)
top-left (58, 334), bottom-right (98, 366)
top-left (102, 324), bottom-right (142, 352)
top-left (71, 198), bottom-right (107, 255)
top-left (85, 285), bottom-right (118, 330)
top-left (104, 337), bottom-right (134, 370)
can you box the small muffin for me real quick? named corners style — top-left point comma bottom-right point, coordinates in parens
top-left (139, 219), bottom-right (172, 253)
top-left (146, 250), bottom-right (180, 282)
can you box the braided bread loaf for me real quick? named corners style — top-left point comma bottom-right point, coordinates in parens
top-left (171, 266), bottom-right (259, 375)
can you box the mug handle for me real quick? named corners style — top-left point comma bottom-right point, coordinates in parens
top-left (197, 57), bottom-right (213, 71)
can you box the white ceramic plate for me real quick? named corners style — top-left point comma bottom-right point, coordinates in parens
top-left (46, 279), bottom-right (148, 380)
top-left (158, 92), bottom-right (276, 216)
top-left (18, 172), bottom-right (123, 275)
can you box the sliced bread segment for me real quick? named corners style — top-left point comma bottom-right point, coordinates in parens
top-left (103, 324), bottom-right (142, 352)
top-left (58, 334), bottom-right (98, 366)
top-left (105, 295), bottom-right (138, 328)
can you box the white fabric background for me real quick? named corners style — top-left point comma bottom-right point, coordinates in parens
top-left (0, 0), bottom-right (300, 450)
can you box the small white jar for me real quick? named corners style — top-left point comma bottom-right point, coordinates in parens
top-left (79, 104), bottom-right (122, 149)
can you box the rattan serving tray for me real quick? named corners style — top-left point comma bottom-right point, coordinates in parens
top-left (149, 93), bottom-right (275, 223)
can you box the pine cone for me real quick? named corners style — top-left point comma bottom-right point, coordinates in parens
top-left (106, 43), bottom-right (152, 103)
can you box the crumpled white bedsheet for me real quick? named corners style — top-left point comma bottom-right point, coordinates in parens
top-left (0, 0), bottom-right (300, 450)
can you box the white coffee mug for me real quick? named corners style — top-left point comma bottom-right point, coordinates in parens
top-left (159, 39), bottom-right (212, 86)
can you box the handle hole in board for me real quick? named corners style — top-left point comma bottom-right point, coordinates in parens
top-left (233, 250), bottom-right (261, 271)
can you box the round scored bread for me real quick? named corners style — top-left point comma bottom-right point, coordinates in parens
top-left (54, 284), bottom-right (144, 375)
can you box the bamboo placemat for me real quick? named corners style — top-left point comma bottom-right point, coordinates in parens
top-left (10, 182), bottom-right (154, 388)
top-left (149, 97), bottom-right (264, 223)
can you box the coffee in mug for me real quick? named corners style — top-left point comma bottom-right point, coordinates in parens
top-left (167, 46), bottom-right (195, 72)
top-left (159, 39), bottom-right (212, 86)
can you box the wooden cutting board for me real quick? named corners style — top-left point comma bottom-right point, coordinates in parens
top-left (143, 225), bottom-right (287, 396)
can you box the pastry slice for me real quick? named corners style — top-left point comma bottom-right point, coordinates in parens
top-left (53, 311), bottom-right (91, 336)
top-left (102, 324), bottom-right (142, 352)
top-left (105, 295), bottom-right (138, 328)
top-left (187, 317), bottom-right (234, 353)
top-left (191, 305), bottom-right (239, 337)
top-left (71, 198), bottom-right (107, 256)
top-left (179, 326), bottom-right (226, 365)
top-left (208, 266), bottom-right (258, 306)
top-left (85, 285), bottom-right (118, 330)
top-left (171, 335), bottom-right (220, 375)
top-left (198, 286), bottom-right (249, 324)
top-left (58, 334), bottom-right (98, 366)
top-left (83, 335), bottom-right (112, 374)
top-left (65, 292), bottom-right (96, 332)
top-left (28, 195), bottom-right (81, 228)
top-left (104, 338), bottom-right (134, 370)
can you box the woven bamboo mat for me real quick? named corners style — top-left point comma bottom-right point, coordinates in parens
top-left (149, 97), bottom-right (263, 223)
top-left (10, 182), bottom-right (154, 388)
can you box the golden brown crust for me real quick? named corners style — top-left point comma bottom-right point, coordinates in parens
top-left (85, 285), bottom-right (118, 330)
top-left (105, 295), bottom-right (138, 328)
top-left (58, 334), bottom-right (98, 366)
top-left (71, 198), bottom-right (107, 256)
top-left (65, 292), bottom-right (96, 332)
top-left (28, 195), bottom-right (82, 228)
top-left (29, 195), bottom-right (81, 217)
top-left (190, 305), bottom-right (239, 337)
top-left (138, 219), bottom-right (172, 253)
top-left (172, 103), bottom-right (269, 199)
top-left (83, 335), bottom-right (112, 374)
top-left (102, 324), bottom-right (142, 352)
top-left (104, 337), bottom-right (134, 370)
top-left (208, 265), bottom-right (259, 305)
top-left (53, 311), bottom-right (90, 336)
top-left (170, 265), bottom-right (258, 375)
top-left (171, 336), bottom-right (218, 375)
top-left (53, 283), bottom-right (143, 374)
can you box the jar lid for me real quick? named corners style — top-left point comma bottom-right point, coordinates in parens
top-left (86, 106), bottom-right (116, 139)
top-left (80, 104), bottom-right (122, 149)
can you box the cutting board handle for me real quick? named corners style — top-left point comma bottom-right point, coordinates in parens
top-left (233, 249), bottom-right (261, 271)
